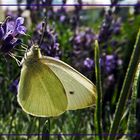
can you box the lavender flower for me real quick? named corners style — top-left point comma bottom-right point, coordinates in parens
top-left (55, 6), bottom-right (69, 24)
top-left (70, 25), bottom-right (122, 88)
top-left (98, 11), bottom-right (122, 44)
top-left (100, 53), bottom-right (123, 89)
top-left (5, 9), bottom-right (18, 20)
top-left (0, 17), bottom-right (26, 54)
top-left (9, 79), bottom-right (19, 94)
top-left (32, 22), bottom-right (61, 59)
top-left (112, 18), bottom-right (122, 35)
top-left (105, 54), bottom-right (117, 74)
top-left (98, 11), bottom-right (113, 43)
top-left (70, 28), bottom-right (96, 78)
top-left (84, 57), bottom-right (94, 69)
top-left (101, 54), bottom-right (120, 75)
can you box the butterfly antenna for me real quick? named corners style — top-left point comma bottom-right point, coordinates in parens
top-left (39, 20), bottom-right (47, 47)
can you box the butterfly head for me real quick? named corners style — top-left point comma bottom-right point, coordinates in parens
top-left (21, 45), bottom-right (42, 65)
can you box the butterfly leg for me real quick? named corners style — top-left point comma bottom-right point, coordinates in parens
top-left (8, 52), bottom-right (21, 66)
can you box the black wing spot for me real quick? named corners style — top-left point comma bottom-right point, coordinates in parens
top-left (69, 91), bottom-right (74, 94)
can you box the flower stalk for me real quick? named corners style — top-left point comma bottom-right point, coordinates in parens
top-left (94, 40), bottom-right (103, 140)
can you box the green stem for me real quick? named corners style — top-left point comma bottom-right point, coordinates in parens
top-left (94, 40), bottom-right (103, 140)
top-left (38, 118), bottom-right (41, 140)
top-left (42, 118), bottom-right (50, 140)
top-left (126, 63), bottom-right (140, 139)
top-left (8, 115), bottom-right (14, 140)
top-left (108, 28), bottom-right (140, 140)
top-left (26, 117), bottom-right (36, 140)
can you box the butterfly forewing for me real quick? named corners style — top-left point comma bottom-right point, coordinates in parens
top-left (41, 57), bottom-right (97, 110)
top-left (18, 60), bottom-right (68, 117)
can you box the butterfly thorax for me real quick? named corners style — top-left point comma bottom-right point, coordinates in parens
top-left (21, 45), bottom-right (42, 66)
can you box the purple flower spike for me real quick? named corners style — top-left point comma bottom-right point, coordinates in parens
top-left (104, 54), bottom-right (118, 74)
top-left (70, 28), bottom-right (95, 74)
top-left (31, 22), bottom-right (61, 59)
top-left (0, 16), bottom-right (26, 54)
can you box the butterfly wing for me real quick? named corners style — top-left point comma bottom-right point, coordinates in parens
top-left (40, 57), bottom-right (97, 110)
top-left (17, 61), bottom-right (68, 117)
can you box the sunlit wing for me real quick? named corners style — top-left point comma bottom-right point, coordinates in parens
top-left (41, 57), bottom-right (97, 110)
top-left (18, 61), bottom-right (68, 117)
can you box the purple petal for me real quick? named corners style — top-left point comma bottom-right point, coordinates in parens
top-left (36, 22), bottom-right (43, 31)
top-left (60, 15), bottom-right (66, 22)
top-left (6, 21), bottom-right (15, 33)
top-left (9, 79), bottom-right (19, 94)
top-left (2, 16), bottom-right (10, 32)
top-left (17, 26), bottom-right (26, 35)
top-left (84, 58), bottom-right (94, 69)
top-left (0, 26), bottom-right (4, 39)
top-left (16, 17), bottom-right (24, 26)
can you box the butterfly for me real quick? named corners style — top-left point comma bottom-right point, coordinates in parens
top-left (17, 45), bottom-right (97, 117)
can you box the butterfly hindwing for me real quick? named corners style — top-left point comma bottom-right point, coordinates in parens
top-left (41, 57), bottom-right (97, 110)
top-left (18, 60), bottom-right (68, 117)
